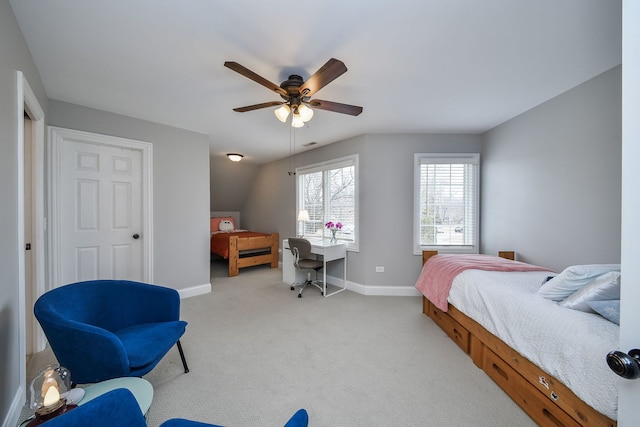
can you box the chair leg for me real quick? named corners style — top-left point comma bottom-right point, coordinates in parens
top-left (176, 340), bottom-right (189, 373)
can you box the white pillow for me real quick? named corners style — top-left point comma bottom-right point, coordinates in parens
top-left (218, 219), bottom-right (234, 232)
top-left (536, 264), bottom-right (620, 301)
top-left (558, 271), bottom-right (621, 312)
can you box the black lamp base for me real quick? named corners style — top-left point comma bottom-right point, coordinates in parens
top-left (25, 404), bottom-right (77, 427)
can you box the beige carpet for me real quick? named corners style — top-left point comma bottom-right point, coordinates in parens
top-left (23, 261), bottom-right (535, 426)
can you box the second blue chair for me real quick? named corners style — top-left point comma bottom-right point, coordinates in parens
top-left (39, 388), bottom-right (309, 427)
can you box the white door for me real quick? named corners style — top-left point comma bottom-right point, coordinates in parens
top-left (50, 127), bottom-right (153, 286)
top-left (618, 1), bottom-right (640, 424)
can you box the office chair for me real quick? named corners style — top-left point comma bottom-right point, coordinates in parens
top-left (288, 238), bottom-right (324, 298)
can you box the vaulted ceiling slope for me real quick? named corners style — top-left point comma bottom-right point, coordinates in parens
top-left (10, 0), bottom-right (621, 164)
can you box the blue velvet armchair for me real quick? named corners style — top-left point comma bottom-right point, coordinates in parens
top-left (34, 280), bottom-right (189, 384)
top-left (39, 388), bottom-right (309, 427)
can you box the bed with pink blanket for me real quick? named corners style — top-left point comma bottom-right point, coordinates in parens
top-left (416, 251), bottom-right (618, 427)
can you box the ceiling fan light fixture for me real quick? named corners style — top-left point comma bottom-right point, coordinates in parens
top-left (274, 104), bottom-right (291, 122)
top-left (298, 104), bottom-right (314, 122)
top-left (291, 111), bottom-right (305, 128)
top-left (225, 59), bottom-right (362, 126)
top-left (226, 153), bottom-right (244, 162)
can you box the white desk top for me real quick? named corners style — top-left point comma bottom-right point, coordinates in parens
top-left (305, 238), bottom-right (346, 248)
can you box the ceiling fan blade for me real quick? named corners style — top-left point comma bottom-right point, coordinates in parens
top-left (299, 58), bottom-right (348, 97)
top-left (308, 99), bottom-right (363, 116)
top-left (233, 101), bottom-right (284, 113)
top-left (224, 61), bottom-right (287, 97)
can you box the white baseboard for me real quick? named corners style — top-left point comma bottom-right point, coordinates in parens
top-left (268, 268), bottom-right (421, 297)
top-left (3, 385), bottom-right (24, 427)
top-left (327, 275), bottom-right (421, 297)
top-left (178, 283), bottom-right (211, 299)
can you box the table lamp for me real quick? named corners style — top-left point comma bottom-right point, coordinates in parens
top-left (26, 364), bottom-right (84, 426)
top-left (297, 210), bottom-right (310, 237)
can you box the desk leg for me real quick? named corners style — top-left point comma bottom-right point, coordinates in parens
top-left (324, 255), bottom-right (348, 297)
top-left (322, 259), bottom-right (327, 296)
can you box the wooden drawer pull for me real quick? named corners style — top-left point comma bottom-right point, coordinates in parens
top-left (542, 408), bottom-right (566, 427)
top-left (491, 363), bottom-right (509, 380)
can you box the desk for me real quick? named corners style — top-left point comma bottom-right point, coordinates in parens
top-left (283, 238), bottom-right (347, 297)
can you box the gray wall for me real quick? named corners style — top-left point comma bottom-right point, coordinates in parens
top-left (243, 134), bottom-right (482, 289)
top-left (0, 0), bottom-right (47, 424)
top-left (48, 100), bottom-right (211, 290)
top-left (1, 0), bottom-right (48, 423)
top-left (210, 154), bottom-right (260, 211)
top-left (241, 67), bottom-right (621, 288)
top-left (481, 66), bottom-right (621, 272)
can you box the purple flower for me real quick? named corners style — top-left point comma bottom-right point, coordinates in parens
top-left (325, 221), bottom-right (343, 230)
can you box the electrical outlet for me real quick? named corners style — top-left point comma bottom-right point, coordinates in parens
top-left (375, 266), bottom-right (384, 273)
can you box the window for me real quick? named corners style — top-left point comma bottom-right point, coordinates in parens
top-left (414, 153), bottom-right (479, 254)
top-left (297, 155), bottom-right (358, 251)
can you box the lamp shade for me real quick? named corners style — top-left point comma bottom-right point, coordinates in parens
top-left (291, 111), bottom-right (304, 128)
top-left (274, 104), bottom-right (291, 122)
top-left (29, 364), bottom-right (72, 416)
top-left (298, 104), bottom-right (314, 122)
top-left (297, 210), bottom-right (310, 221)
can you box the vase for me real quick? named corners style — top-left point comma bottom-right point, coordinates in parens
top-left (330, 229), bottom-right (337, 243)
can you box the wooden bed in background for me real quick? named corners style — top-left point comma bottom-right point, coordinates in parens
top-left (210, 212), bottom-right (279, 277)
top-left (419, 250), bottom-right (616, 427)
top-left (227, 232), bottom-right (278, 277)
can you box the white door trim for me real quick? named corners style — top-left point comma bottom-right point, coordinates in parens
top-left (14, 71), bottom-right (45, 426)
top-left (48, 127), bottom-right (154, 287)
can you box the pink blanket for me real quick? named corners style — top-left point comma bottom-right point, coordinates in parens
top-left (415, 254), bottom-right (549, 312)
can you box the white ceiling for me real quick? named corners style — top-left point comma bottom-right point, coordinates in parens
top-left (10, 0), bottom-right (621, 164)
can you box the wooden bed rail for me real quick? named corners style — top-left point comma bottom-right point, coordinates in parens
top-left (422, 250), bottom-right (515, 264)
top-left (228, 233), bottom-right (279, 277)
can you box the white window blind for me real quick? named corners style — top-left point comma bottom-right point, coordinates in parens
top-left (297, 155), bottom-right (358, 250)
top-left (414, 153), bottom-right (479, 254)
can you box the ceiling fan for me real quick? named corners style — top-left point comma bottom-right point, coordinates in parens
top-left (224, 58), bottom-right (363, 127)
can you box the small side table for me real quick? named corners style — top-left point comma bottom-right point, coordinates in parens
top-left (18, 377), bottom-right (153, 426)
top-left (79, 377), bottom-right (154, 414)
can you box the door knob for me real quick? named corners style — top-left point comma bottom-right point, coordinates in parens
top-left (132, 233), bottom-right (140, 239)
top-left (607, 349), bottom-right (640, 379)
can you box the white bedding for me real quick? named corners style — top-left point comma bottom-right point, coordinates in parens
top-left (447, 269), bottom-right (619, 420)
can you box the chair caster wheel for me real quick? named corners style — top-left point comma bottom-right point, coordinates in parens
top-left (298, 294), bottom-right (302, 298)
top-left (290, 286), bottom-right (294, 291)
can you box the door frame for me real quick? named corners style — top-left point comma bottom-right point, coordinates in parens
top-left (16, 71), bottom-right (45, 411)
top-left (48, 127), bottom-right (154, 287)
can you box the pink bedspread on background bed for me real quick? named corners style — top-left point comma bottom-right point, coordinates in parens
top-left (415, 254), bottom-right (549, 311)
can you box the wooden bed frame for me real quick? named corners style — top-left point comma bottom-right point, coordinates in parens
top-left (226, 232), bottom-right (279, 277)
top-left (421, 250), bottom-right (616, 427)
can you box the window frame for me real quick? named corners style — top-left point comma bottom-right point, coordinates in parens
top-left (413, 153), bottom-right (480, 255)
top-left (296, 154), bottom-right (359, 252)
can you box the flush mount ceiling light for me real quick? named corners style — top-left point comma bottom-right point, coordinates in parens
top-left (224, 58), bottom-right (363, 128)
top-left (226, 153), bottom-right (243, 162)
